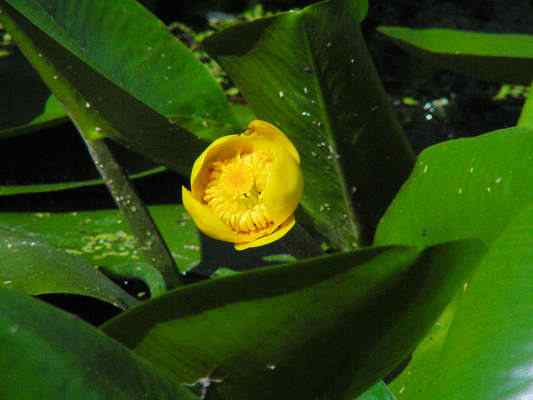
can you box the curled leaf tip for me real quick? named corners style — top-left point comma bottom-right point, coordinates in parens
top-left (182, 120), bottom-right (303, 250)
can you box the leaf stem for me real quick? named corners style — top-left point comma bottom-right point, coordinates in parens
top-left (81, 135), bottom-right (182, 289)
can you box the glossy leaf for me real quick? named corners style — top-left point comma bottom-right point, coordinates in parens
top-left (0, 224), bottom-right (138, 309)
top-left (203, 0), bottom-right (414, 250)
top-left (0, 288), bottom-right (199, 400)
top-left (378, 27), bottom-right (533, 84)
top-left (375, 126), bottom-right (533, 247)
top-left (102, 241), bottom-right (485, 400)
top-left (0, 205), bottom-right (201, 274)
top-left (375, 127), bottom-right (533, 398)
top-left (0, 166), bottom-right (165, 196)
top-left (410, 205), bottom-right (533, 400)
top-left (0, 0), bottom-right (241, 174)
top-left (387, 295), bottom-right (460, 398)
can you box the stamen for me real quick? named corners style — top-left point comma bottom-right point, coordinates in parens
top-left (203, 150), bottom-right (274, 234)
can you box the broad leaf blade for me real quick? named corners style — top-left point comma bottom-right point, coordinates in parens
top-left (378, 27), bottom-right (533, 84)
top-left (203, 0), bottom-right (414, 250)
top-left (375, 127), bottom-right (533, 398)
top-left (0, 224), bottom-right (138, 309)
top-left (375, 127), bottom-right (533, 247)
top-left (411, 205), bottom-right (533, 400)
top-left (387, 297), bottom-right (459, 398)
top-left (102, 241), bottom-right (485, 400)
top-left (0, 288), bottom-right (199, 400)
top-left (0, 0), bottom-right (240, 174)
top-left (2, 0), bottom-right (237, 138)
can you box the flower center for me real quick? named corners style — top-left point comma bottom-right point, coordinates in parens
top-left (203, 151), bottom-right (274, 233)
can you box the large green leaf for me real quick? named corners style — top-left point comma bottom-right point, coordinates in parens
top-left (203, 0), bottom-right (414, 250)
top-left (378, 27), bottom-right (533, 84)
top-left (0, 0), bottom-right (241, 174)
top-left (410, 205), bottom-right (533, 400)
top-left (374, 127), bottom-right (533, 398)
top-left (0, 287), bottom-right (199, 400)
top-left (387, 297), bottom-right (459, 399)
top-left (0, 223), bottom-right (138, 308)
top-left (0, 205), bottom-right (201, 274)
top-left (375, 127), bottom-right (533, 247)
top-left (102, 241), bottom-right (485, 400)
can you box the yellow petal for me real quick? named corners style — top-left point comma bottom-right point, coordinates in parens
top-left (235, 215), bottom-right (296, 251)
top-left (261, 146), bottom-right (304, 226)
top-left (247, 120), bottom-right (300, 164)
top-left (182, 187), bottom-right (239, 242)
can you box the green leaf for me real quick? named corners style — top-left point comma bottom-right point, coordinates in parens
top-left (375, 127), bottom-right (533, 398)
top-left (0, 224), bottom-right (138, 309)
top-left (203, 0), bottom-right (414, 250)
top-left (378, 27), bottom-right (533, 84)
top-left (0, 288), bottom-right (199, 400)
top-left (387, 296), bottom-right (459, 398)
top-left (0, 166), bottom-right (165, 196)
top-left (357, 381), bottom-right (397, 400)
top-left (0, 51), bottom-right (67, 139)
top-left (0, 205), bottom-right (201, 275)
top-left (102, 241), bottom-right (486, 400)
top-left (409, 205), bottom-right (533, 400)
top-left (0, 0), bottom-right (241, 174)
top-left (375, 127), bottom-right (533, 247)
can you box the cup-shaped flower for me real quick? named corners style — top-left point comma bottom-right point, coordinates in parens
top-left (182, 120), bottom-right (303, 250)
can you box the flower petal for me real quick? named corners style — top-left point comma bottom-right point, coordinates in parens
top-left (182, 187), bottom-right (240, 242)
top-left (247, 120), bottom-right (300, 164)
top-left (234, 215), bottom-right (296, 251)
top-left (261, 146), bottom-right (304, 226)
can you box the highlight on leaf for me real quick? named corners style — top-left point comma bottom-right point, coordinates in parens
top-left (182, 120), bottom-right (303, 250)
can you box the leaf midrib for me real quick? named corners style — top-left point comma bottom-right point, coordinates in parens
top-left (298, 12), bottom-right (361, 246)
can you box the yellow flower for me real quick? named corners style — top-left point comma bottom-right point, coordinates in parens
top-left (182, 120), bottom-right (303, 250)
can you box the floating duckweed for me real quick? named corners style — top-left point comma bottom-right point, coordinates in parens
top-left (80, 231), bottom-right (137, 261)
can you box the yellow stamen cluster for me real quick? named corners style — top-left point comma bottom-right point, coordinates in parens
top-left (203, 151), bottom-right (274, 234)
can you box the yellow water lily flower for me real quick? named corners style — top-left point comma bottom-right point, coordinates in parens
top-left (182, 120), bottom-right (303, 250)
